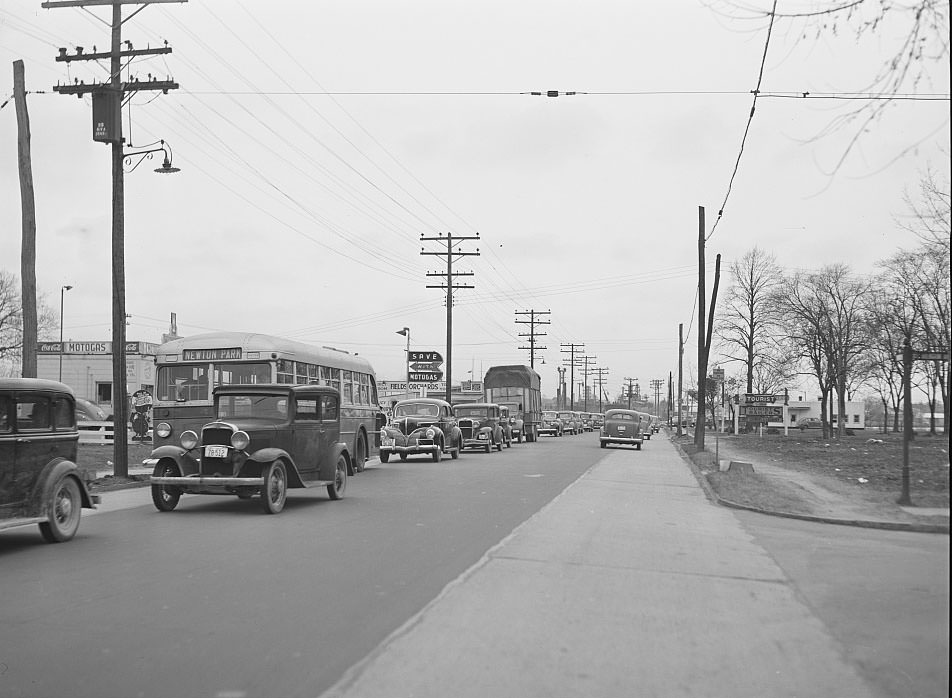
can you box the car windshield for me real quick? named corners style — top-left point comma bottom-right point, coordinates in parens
top-left (394, 402), bottom-right (440, 418)
top-left (456, 406), bottom-right (490, 418)
top-left (558, 412), bottom-right (573, 420)
top-left (217, 394), bottom-right (288, 421)
top-left (543, 411), bottom-right (558, 419)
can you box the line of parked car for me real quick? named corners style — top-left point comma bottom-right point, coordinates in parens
top-left (538, 410), bottom-right (604, 436)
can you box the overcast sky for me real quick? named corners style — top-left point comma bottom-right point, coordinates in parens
top-left (2, 0), bottom-right (949, 400)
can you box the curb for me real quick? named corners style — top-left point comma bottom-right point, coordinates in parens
top-left (668, 434), bottom-right (950, 535)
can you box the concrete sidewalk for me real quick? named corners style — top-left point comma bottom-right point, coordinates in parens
top-left (321, 438), bottom-right (876, 698)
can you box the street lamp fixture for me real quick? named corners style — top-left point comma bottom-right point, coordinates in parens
top-left (123, 139), bottom-right (180, 174)
top-left (396, 327), bottom-right (410, 401)
top-left (59, 284), bottom-right (72, 382)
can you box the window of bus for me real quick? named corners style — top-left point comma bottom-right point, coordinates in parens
top-left (342, 371), bottom-right (354, 404)
top-left (213, 362), bottom-right (270, 388)
top-left (277, 359), bottom-right (294, 384)
top-left (322, 366), bottom-right (340, 392)
top-left (358, 373), bottom-right (370, 405)
top-left (157, 364), bottom-right (211, 402)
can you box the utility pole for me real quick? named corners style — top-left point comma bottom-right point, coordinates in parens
top-left (560, 343), bottom-right (584, 410)
top-left (13, 60), bottom-right (37, 379)
top-left (624, 377), bottom-right (638, 410)
top-left (556, 365), bottom-right (566, 409)
top-left (421, 232), bottom-right (480, 403)
top-left (515, 309), bottom-right (550, 369)
top-left (580, 354), bottom-right (597, 411)
top-left (45, 0), bottom-right (185, 477)
top-left (650, 378), bottom-right (664, 416)
top-left (667, 371), bottom-right (673, 426)
top-left (593, 367), bottom-right (609, 413)
top-left (678, 323), bottom-right (684, 436)
top-left (695, 205), bottom-right (722, 449)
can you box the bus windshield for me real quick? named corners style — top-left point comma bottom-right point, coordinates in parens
top-left (156, 362), bottom-right (270, 402)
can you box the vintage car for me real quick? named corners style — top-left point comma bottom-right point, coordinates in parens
top-left (380, 398), bottom-right (462, 462)
top-left (455, 402), bottom-right (507, 452)
top-left (637, 412), bottom-right (654, 440)
top-left (498, 405), bottom-right (522, 445)
top-left (146, 384), bottom-right (354, 514)
top-left (558, 410), bottom-right (582, 435)
top-left (538, 410), bottom-right (564, 437)
top-left (0, 379), bottom-right (100, 542)
top-left (592, 413), bottom-right (605, 430)
top-left (599, 409), bottom-right (645, 450)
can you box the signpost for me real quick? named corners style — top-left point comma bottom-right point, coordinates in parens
top-left (407, 350), bottom-right (444, 391)
top-left (899, 342), bottom-right (950, 505)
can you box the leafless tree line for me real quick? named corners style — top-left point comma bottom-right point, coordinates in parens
top-left (0, 269), bottom-right (57, 377)
top-left (713, 172), bottom-right (950, 437)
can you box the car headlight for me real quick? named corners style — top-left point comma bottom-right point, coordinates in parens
top-left (156, 422), bottom-right (172, 438)
top-left (380, 428), bottom-right (388, 439)
top-left (425, 428), bottom-right (436, 439)
top-left (180, 430), bottom-right (198, 450)
top-left (231, 430), bottom-right (250, 450)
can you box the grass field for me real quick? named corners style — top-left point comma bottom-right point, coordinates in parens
top-left (691, 430), bottom-right (950, 512)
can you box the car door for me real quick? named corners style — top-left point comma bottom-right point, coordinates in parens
top-left (318, 395), bottom-right (340, 479)
top-left (291, 395), bottom-right (322, 475)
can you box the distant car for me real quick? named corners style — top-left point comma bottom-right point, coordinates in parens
top-left (146, 384), bottom-right (354, 514)
top-left (455, 402), bottom-right (507, 452)
top-left (599, 409), bottom-right (646, 450)
top-left (380, 398), bottom-right (462, 462)
top-left (798, 417), bottom-right (824, 431)
top-left (498, 405), bottom-right (521, 445)
top-left (539, 411), bottom-right (564, 437)
top-left (558, 411), bottom-right (582, 435)
top-left (0, 378), bottom-right (99, 542)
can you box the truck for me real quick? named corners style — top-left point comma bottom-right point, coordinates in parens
top-left (483, 365), bottom-right (542, 443)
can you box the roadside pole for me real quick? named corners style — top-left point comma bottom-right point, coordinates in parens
top-left (899, 338), bottom-right (913, 505)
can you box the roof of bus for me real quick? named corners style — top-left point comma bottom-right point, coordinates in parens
top-left (156, 331), bottom-right (375, 374)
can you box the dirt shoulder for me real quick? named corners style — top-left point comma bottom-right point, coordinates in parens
top-left (672, 430), bottom-right (949, 529)
top-left (78, 442), bottom-right (154, 492)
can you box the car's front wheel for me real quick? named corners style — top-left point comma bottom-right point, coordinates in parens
top-left (432, 445), bottom-right (442, 462)
top-left (261, 461), bottom-right (288, 514)
top-left (380, 451), bottom-right (390, 463)
top-left (327, 455), bottom-right (347, 500)
top-left (39, 475), bottom-right (82, 543)
top-left (151, 460), bottom-right (181, 512)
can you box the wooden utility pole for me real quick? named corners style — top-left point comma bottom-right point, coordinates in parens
top-left (45, 0), bottom-right (184, 477)
top-left (678, 323), bottom-right (684, 436)
top-left (560, 343), bottom-right (584, 410)
top-left (421, 232), bottom-right (479, 403)
top-left (13, 60), bottom-right (37, 378)
top-left (696, 206), bottom-right (707, 448)
top-left (515, 309), bottom-right (550, 369)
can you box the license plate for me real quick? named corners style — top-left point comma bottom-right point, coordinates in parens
top-left (617, 426), bottom-right (626, 432)
top-left (204, 445), bottom-right (228, 458)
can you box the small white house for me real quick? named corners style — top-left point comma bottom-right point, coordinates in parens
top-left (783, 397), bottom-right (866, 430)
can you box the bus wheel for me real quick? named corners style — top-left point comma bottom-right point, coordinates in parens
top-left (261, 461), bottom-right (287, 514)
top-left (327, 455), bottom-right (347, 500)
top-left (354, 433), bottom-right (367, 473)
top-left (151, 461), bottom-right (181, 512)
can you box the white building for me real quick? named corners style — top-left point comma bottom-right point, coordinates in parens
top-left (36, 340), bottom-right (159, 413)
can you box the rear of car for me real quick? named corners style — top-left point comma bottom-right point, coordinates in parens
top-left (599, 409), bottom-right (645, 450)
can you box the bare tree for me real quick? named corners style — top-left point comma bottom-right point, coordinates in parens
top-left (715, 247), bottom-right (784, 393)
top-left (709, 1), bottom-right (950, 172)
top-left (0, 269), bottom-right (58, 376)
top-left (779, 264), bottom-right (874, 437)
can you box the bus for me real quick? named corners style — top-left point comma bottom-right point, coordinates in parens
top-left (483, 365), bottom-right (542, 442)
top-left (151, 331), bottom-right (385, 471)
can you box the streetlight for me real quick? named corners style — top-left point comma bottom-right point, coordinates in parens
top-left (58, 284), bottom-right (72, 382)
top-left (396, 327), bottom-right (410, 401)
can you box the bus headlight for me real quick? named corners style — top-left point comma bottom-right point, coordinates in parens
top-left (155, 422), bottom-right (172, 438)
top-left (231, 431), bottom-right (250, 450)
top-left (180, 430), bottom-right (198, 450)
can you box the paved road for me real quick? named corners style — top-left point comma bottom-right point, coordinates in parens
top-left (734, 510), bottom-right (950, 698)
top-left (0, 434), bottom-right (597, 698)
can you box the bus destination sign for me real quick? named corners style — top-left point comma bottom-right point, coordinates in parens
top-left (182, 347), bottom-right (243, 362)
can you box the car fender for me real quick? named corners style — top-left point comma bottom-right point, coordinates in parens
top-left (147, 445), bottom-right (199, 476)
top-left (247, 448), bottom-right (306, 488)
top-left (32, 457), bottom-right (97, 511)
top-left (321, 442), bottom-right (353, 479)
